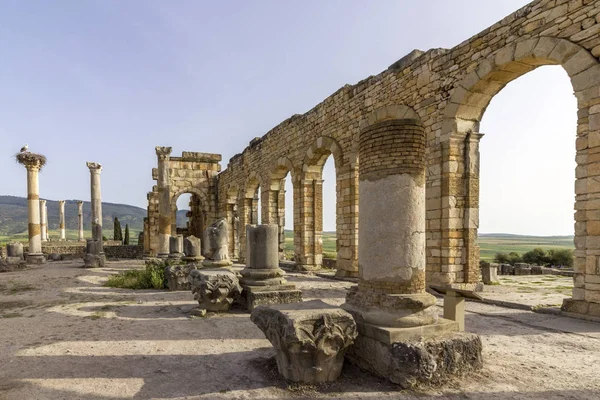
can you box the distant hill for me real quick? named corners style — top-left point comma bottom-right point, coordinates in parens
top-left (0, 195), bottom-right (147, 235)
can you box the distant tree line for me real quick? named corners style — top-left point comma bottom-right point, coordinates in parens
top-left (494, 248), bottom-right (573, 267)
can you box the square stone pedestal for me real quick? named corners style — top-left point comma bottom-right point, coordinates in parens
top-left (562, 299), bottom-right (600, 320)
top-left (83, 253), bottom-right (105, 268)
top-left (346, 319), bottom-right (483, 388)
top-left (239, 284), bottom-right (302, 311)
top-left (26, 253), bottom-right (46, 265)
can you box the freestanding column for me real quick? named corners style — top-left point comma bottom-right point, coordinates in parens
top-left (58, 200), bottom-right (66, 241)
top-left (40, 199), bottom-right (48, 242)
top-left (84, 162), bottom-right (105, 268)
top-left (156, 146), bottom-right (172, 258)
top-left (238, 224), bottom-right (301, 310)
top-left (342, 118), bottom-right (436, 327)
top-left (77, 201), bottom-right (84, 241)
top-left (44, 201), bottom-right (49, 240)
top-left (16, 152), bottom-right (46, 264)
top-left (341, 115), bottom-right (483, 387)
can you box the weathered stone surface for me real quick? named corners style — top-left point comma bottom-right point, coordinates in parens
top-left (531, 265), bottom-right (544, 275)
top-left (481, 263), bottom-right (498, 284)
top-left (168, 235), bottom-right (184, 259)
top-left (202, 218), bottom-right (232, 267)
top-left (346, 331), bottom-right (483, 389)
top-left (239, 225), bottom-right (302, 310)
top-left (165, 263), bottom-right (199, 291)
top-left (514, 264), bottom-right (532, 275)
top-left (251, 300), bottom-right (358, 383)
top-left (183, 235), bottom-right (203, 260)
top-left (189, 269), bottom-right (242, 312)
top-left (0, 257), bottom-right (26, 272)
top-left (6, 242), bottom-right (24, 260)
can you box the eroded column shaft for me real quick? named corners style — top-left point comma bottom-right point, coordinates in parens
top-left (343, 119), bottom-right (436, 328)
top-left (58, 200), bottom-right (66, 240)
top-left (27, 167), bottom-right (42, 255)
top-left (156, 146), bottom-right (172, 258)
top-left (40, 199), bottom-right (48, 241)
top-left (77, 201), bottom-right (84, 241)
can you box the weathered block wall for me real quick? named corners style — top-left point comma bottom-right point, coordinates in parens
top-left (216, 0), bottom-right (600, 317)
top-left (104, 245), bottom-right (144, 259)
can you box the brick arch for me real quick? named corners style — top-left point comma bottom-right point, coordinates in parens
top-left (443, 37), bottom-right (599, 137)
top-left (438, 36), bottom-right (600, 311)
top-left (244, 171), bottom-right (263, 199)
top-left (270, 156), bottom-right (296, 187)
top-left (171, 187), bottom-right (209, 210)
top-left (303, 136), bottom-right (344, 174)
top-left (360, 104), bottom-right (421, 130)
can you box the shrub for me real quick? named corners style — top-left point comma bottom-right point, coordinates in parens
top-left (104, 261), bottom-right (167, 290)
top-left (124, 224), bottom-right (130, 245)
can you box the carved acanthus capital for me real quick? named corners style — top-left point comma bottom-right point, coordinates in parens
top-left (155, 146), bottom-right (173, 160)
top-left (39, 199), bottom-right (47, 205)
top-left (86, 162), bottom-right (102, 173)
top-left (189, 269), bottom-right (242, 312)
top-left (58, 200), bottom-right (65, 205)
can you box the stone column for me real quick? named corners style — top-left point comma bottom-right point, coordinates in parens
top-left (20, 157), bottom-right (45, 264)
top-left (58, 200), bottom-right (66, 241)
top-left (341, 117), bottom-right (482, 387)
top-left (40, 200), bottom-right (48, 242)
top-left (44, 201), bottom-right (49, 241)
top-left (342, 119), bottom-right (436, 327)
top-left (84, 162), bottom-right (105, 268)
top-left (77, 201), bottom-right (84, 241)
top-left (239, 224), bottom-right (301, 310)
top-left (156, 146), bottom-right (172, 258)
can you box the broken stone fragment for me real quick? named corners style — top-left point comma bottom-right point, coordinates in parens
top-left (250, 299), bottom-right (357, 383)
top-left (189, 269), bottom-right (242, 312)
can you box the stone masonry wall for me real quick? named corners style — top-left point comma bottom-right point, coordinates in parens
top-left (216, 0), bottom-right (600, 317)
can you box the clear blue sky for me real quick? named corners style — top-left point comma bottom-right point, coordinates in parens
top-left (1, 0), bottom-right (576, 235)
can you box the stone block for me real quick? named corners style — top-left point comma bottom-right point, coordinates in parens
top-left (183, 235), bottom-right (203, 261)
top-left (83, 253), bottom-right (105, 268)
top-left (481, 263), bottom-right (498, 284)
top-left (251, 300), bottom-right (357, 383)
top-left (169, 235), bottom-right (184, 259)
top-left (165, 263), bottom-right (199, 291)
top-left (240, 284), bottom-right (303, 311)
top-left (346, 327), bottom-right (482, 388)
top-left (189, 269), bottom-right (242, 312)
top-left (514, 265), bottom-right (531, 275)
top-left (6, 242), bottom-right (24, 260)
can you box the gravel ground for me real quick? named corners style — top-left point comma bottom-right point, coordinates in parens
top-left (0, 260), bottom-right (599, 399)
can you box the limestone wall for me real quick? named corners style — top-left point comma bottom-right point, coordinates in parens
top-left (104, 245), bottom-right (144, 259)
top-left (216, 0), bottom-right (600, 316)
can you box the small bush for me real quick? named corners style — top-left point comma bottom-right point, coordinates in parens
top-left (105, 261), bottom-right (167, 290)
top-left (322, 252), bottom-right (337, 259)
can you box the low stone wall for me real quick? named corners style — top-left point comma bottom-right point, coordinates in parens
top-left (104, 245), bottom-right (144, 259)
top-left (498, 263), bottom-right (574, 277)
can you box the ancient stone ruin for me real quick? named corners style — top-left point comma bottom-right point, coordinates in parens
top-left (83, 162), bottom-right (106, 268)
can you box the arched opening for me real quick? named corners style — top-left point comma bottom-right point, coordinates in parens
top-left (172, 191), bottom-right (205, 239)
top-left (299, 136), bottom-right (349, 273)
top-left (225, 185), bottom-right (240, 260)
top-left (239, 173), bottom-right (262, 262)
top-left (439, 37), bottom-right (600, 314)
top-left (270, 158), bottom-right (295, 260)
top-left (479, 65), bottom-right (576, 303)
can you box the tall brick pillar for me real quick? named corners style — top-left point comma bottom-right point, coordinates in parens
top-left (343, 119), bottom-right (436, 327)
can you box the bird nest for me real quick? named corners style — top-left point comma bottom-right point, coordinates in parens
top-left (15, 152), bottom-right (47, 169)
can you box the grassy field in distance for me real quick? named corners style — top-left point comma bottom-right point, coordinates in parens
top-left (0, 228), bottom-right (141, 246)
top-left (283, 230), bottom-right (574, 261)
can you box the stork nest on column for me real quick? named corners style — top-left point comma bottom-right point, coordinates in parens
top-left (15, 152), bottom-right (47, 169)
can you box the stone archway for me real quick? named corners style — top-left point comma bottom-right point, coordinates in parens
top-left (238, 171), bottom-right (264, 262)
top-left (298, 136), bottom-right (358, 276)
top-left (170, 187), bottom-right (210, 240)
top-left (266, 157), bottom-right (296, 260)
top-left (439, 37), bottom-right (600, 313)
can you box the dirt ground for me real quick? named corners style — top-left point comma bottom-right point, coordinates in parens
top-left (1, 260), bottom-right (599, 400)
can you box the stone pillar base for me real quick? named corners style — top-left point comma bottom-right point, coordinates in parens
top-left (168, 253), bottom-right (183, 259)
top-left (83, 253), bottom-right (106, 268)
top-left (294, 263), bottom-right (320, 273)
top-left (26, 253), bottom-right (46, 264)
top-left (182, 256), bottom-right (204, 262)
top-left (202, 259), bottom-right (233, 268)
top-left (239, 284), bottom-right (302, 311)
top-left (346, 320), bottom-right (482, 388)
top-left (561, 299), bottom-right (600, 319)
top-left (157, 253), bottom-right (169, 259)
top-left (335, 269), bottom-right (359, 279)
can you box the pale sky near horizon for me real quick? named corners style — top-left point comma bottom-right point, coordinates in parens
top-left (1, 0), bottom-right (577, 236)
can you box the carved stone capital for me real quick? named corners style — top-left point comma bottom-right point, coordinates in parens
top-left (86, 162), bottom-right (102, 172)
top-left (155, 146), bottom-right (172, 160)
top-left (250, 300), bottom-right (358, 383)
top-left (189, 269), bottom-right (242, 312)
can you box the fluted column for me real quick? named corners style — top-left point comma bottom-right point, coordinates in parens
top-left (156, 146), bottom-right (172, 258)
top-left (58, 200), bottom-right (66, 241)
top-left (40, 199), bottom-right (48, 242)
top-left (77, 201), bottom-right (84, 241)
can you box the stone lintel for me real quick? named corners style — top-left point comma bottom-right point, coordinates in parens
top-left (356, 318), bottom-right (459, 345)
top-left (240, 284), bottom-right (302, 311)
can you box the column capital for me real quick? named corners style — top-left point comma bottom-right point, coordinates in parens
top-left (77, 200), bottom-right (83, 205)
top-left (58, 200), bottom-right (65, 205)
top-left (86, 161), bottom-right (102, 173)
top-left (16, 152), bottom-right (46, 171)
top-left (40, 199), bottom-right (47, 205)
top-left (155, 146), bottom-right (173, 160)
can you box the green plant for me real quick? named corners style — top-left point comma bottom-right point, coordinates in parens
top-left (113, 217), bottom-right (123, 242)
top-left (104, 261), bottom-right (167, 290)
top-left (124, 224), bottom-right (130, 245)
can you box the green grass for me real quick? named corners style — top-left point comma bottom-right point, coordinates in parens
top-left (478, 234), bottom-right (574, 261)
top-left (104, 262), bottom-right (166, 290)
top-left (283, 230), bottom-right (337, 256)
top-left (0, 228), bottom-right (141, 246)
